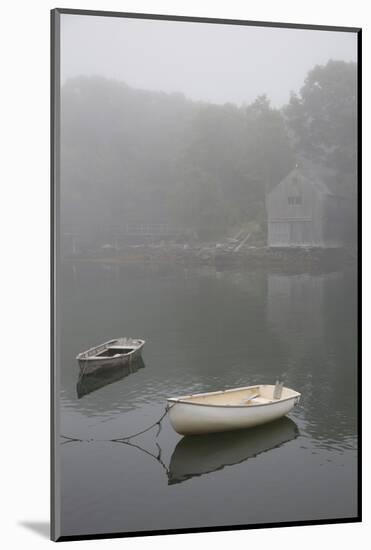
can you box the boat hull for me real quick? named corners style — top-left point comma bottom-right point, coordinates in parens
top-left (78, 348), bottom-right (143, 375)
top-left (168, 394), bottom-right (299, 435)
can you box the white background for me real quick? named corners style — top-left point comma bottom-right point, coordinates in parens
top-left (1, 0), bottom-right (368, 548)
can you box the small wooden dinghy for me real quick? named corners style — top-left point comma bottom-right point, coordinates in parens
top-left (76, 337), bottom-right (145, 375)
top-left (167, 384), bottom-right (300, 435)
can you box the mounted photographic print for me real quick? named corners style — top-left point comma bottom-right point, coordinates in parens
top-left (51, 8), bottom-right (361, 541)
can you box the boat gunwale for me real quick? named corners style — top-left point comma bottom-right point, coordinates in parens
top-left (167, 385), bottom-right (301, 409)
top-left (76, 338), bottom-right (145, 361)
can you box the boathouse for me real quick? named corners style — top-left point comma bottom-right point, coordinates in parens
top-left (266, 166), bottom-right (345, 248)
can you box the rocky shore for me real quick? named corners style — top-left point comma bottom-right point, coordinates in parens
top-left (64, 243), bottom-right (357, 273)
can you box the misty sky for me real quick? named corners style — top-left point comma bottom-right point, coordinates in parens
top-left (61, 14), bottom-right (357, 107)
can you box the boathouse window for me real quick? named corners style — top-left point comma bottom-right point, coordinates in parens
top-left (288, 195), bottom-right (302, 205)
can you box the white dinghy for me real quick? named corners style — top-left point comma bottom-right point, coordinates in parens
top-left (167, 383), bottom-right (300, 435)
top-left (77, 337), bottom-right (145, 375)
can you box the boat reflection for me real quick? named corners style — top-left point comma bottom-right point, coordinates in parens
top-left (76, 356), bottom-right (145, 398)
top-left (168, 416), bottom-right (298, 485)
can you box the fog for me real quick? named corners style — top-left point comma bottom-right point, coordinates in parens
top-left (61, 14), bottom-right (356, 106)
top-left (59, 13), bottom-right (357, 257)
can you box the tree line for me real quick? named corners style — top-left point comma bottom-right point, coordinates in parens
top-left (61, 60), bottom-right (357, 242)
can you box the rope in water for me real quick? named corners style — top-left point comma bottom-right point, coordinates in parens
top-left (60, 404), bottom-right (172, 444)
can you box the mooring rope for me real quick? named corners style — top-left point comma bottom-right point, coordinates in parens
top-left (60, 403), bottom-right (173, 444)
top-left (111, 405), bottom-right (171, 442)
top-left (113, 438), bottom-right (170, 476)
top-left (60, 434), bottom-right (84, 443)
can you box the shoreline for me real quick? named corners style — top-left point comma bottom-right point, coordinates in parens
top-left (61, 245), bottom-right (357, 274)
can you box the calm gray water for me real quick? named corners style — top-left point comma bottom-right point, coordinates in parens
top-left (58, 261), bottom-right (358, 537)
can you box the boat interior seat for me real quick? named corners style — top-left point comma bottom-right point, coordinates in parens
top-left (252, 397), bottom-right (270, 404)
top-left (240, 396), bottom-right (269, 405)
